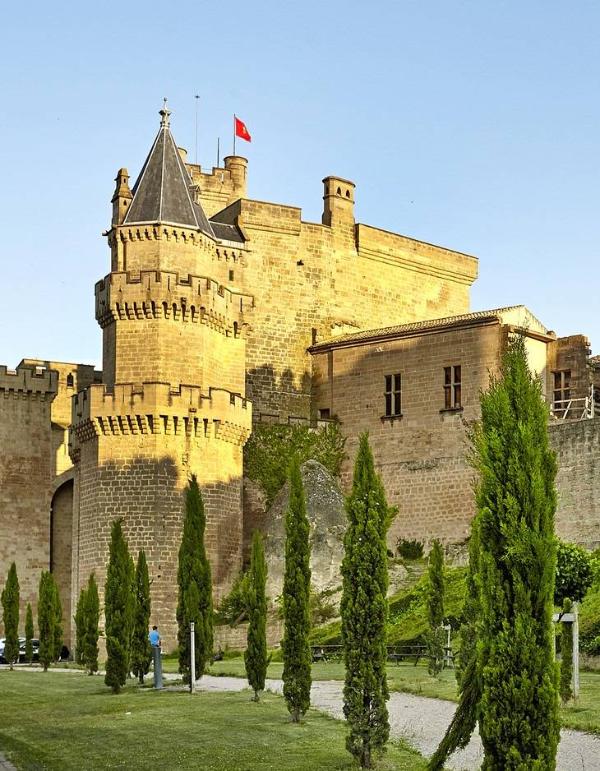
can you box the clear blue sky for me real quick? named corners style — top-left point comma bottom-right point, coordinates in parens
top-left (2, 0), bottom-right (599, 368)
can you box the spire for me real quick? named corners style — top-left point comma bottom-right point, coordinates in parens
top-left (122, 104), bottom-right (214, 237)
top-left (159, 97), bottom-right (171, 128)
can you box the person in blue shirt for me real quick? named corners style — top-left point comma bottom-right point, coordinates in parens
top-left (149, 626), bottom-right (161, 647)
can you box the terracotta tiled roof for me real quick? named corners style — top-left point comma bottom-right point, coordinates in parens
top-left (310, 305), bottom-right (548, 350)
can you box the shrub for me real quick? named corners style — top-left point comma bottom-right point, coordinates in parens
top-left (555, 541), bottom-right (594, 605)
top-left (104, 520), bottom-right (134, 694)
top-left (396, 539), bottom-right (423, 560)
top-left (215, 571), bottom-right (250, 626)
top-left (1, 563), bottom-right (20, 669)
top-left (244, 531), bottom-right (268, 701)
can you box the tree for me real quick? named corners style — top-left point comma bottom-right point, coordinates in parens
top-left (131, 551), bottom-right (152, 684)
top-left (555, 541), bottom-right (593, 605)
top-left (38, 571), bottom-right (58, 672)
top-left (474, 334), bottom-right (560, 767)
top-left (282, 459), bottom-right (312, 722)
top-left (74, 587), bottom-right (87, 665)
top-left (24, 602), bottom-right (34, 664)
top-left (51, 578), bottom-right (63, 662)
top-left (244, 531), bottom-right (268, 701)
top-left (341, 433), bottom-right (390, 768)
top-left (82, 574), bottom-right (100, 675)
top-left (177, 475), bottom-right (213, 685)
top-left (104, 519), bottom-right (134, 693)
top-left (1, 563), bottom-right (20, 669)
top-left (429, 527), bottom-right (481, 770)
top-left (426, 540), bottom-right (445, 677)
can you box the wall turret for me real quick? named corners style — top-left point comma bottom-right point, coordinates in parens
top-left (111, 168), bottom-right (133, 227)
top-left (224, 156), bottom-right (248, 203)
top-left (322, 175), bottom-right (355, 236)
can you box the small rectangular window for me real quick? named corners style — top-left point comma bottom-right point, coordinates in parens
top-left (228, 269), bottom-right (234, 281)
top-left (319, 408), bottom-right (331, 420)
top-left (384, 373), bottom-right (401, 416)
top-left (443, 366), bottom-right (462, 409)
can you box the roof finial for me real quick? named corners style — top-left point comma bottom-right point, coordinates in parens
top-left (159, 97), bottom-right (171, 128)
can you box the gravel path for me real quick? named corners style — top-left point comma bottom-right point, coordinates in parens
top-left (197, 675), bottom-right (600, 770)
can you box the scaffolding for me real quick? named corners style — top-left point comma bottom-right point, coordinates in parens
top-left (550, 385), bottom-right (596, 422)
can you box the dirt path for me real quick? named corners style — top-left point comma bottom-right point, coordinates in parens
top-left (197, 675), bottom-right (600, 770)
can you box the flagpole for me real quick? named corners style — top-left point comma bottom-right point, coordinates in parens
top-left (217, 137), bottom-right (220, 168)
top-left (194, 95), bottom-right (200, 164)
top-left (233, 114), bottom-right (236, 156)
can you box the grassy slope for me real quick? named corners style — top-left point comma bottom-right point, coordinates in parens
top-left (0, 671), bottom-right (426, 770)
top-left (309, 565), bottom-right (468, 646)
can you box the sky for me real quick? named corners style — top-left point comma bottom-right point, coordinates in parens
top-left (1, 0), bottom-right (599, 368)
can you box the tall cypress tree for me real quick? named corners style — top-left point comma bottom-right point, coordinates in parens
top-left (105, 520), bottom-right (134, 693)
top-left (177, 475), bottom-right (213, 685)
top-left (24, 602), bottom-right (34, 664)
top-left (426, 539), bottom-right (445, 677)
top-left (38, 571), bottom-right (56, 672)
top-left (431, 336), bottom-right (560, 769)
top-left (476, 335), bottom-right (559, 767)
top-left (1, 563), bottom-right (20, 669)
top-left (281, 458), bottom-right (312, 722)
top-left (244, 530), bottom-right (268, 701)
top-left (74, 586), bottom-right (87, 665)
top-left (131, 551), bottom-right (152, 684)
top-left (429, 527), bottom-right (481, 770)
top-left (83, 574), bottom-right (100, 675)
top-left (341, 433), bottom-right (390, 769)
top-left (51, 576), bottom-right (63, 662)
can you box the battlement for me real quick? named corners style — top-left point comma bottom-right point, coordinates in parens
top-left (0, 364), bottom-right (58, 398)
top-left (95, 270), bottom-right (254, 334)
top-left (71, 382), bottom-right (252, 446)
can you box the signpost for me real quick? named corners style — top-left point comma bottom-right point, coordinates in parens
top-left (190, 621), bottom-right (196, 694)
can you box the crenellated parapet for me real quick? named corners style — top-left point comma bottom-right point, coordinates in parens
top-left (95, 270), bottom-right (254, 335)
top-left (71, 381), bottom-right (252, 451)
top-left (0, 364), bottom-right (58, 400)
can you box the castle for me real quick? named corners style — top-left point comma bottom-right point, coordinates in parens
top-left (1, 105), bottom-right (599, 649)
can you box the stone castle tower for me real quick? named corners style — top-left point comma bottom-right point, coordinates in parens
top-left (70, 104), bottom-right (253, 645)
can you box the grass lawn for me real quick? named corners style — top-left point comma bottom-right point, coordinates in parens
top-left (197, 656), bottom-right (600, 735)
top-left (0, 671), bottom-right (426, 770)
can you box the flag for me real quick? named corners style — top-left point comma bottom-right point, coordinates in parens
top-left (235, 117), bottom-right (252, 142)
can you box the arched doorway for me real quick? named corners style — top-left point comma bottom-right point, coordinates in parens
top-left (50, 479), bottom-right (73, 648)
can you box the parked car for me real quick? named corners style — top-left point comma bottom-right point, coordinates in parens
top-left (1, 637), bottom-right (41, 663)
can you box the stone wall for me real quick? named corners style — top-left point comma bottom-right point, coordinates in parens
top-left (551, 416), bottom-right (600, 549)
top-left (311, 319), bottom-right (505, 546)
top-left (0, 365), bottom-right (57, 630)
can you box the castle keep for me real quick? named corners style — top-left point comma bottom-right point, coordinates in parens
top-left (1, 106), bottom-right (598, 648)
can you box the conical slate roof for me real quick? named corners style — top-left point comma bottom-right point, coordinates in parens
top-left (123, 104), bottom-right (215, 237)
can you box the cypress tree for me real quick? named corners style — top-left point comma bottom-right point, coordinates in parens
top-left (51, 577), bottom-right (63, 662)
top-left (429, 526), bottom-right (481, 770)
top-left (474, 334), bottom-right (559, 768)
top-left (83, 574), bottom-right (100, 675)
top-left (282, 459), bottom-right (312, 722)
top-left (38, 571), bottom-right (56, 672)
top-left (177, 475), bottom-right (213, 685)
top-left (559, 598), bottom-right (573, 704)
top-left (427, 539), bottom-right (445, 677)
top-left (1, 563), bottom-right (20, 669)
top-left (244, 530), bottom-right (268, 701)
top-left (74, 586), bottom-right (87, 665)
top-left (105, 519), bottom-right (134, 693)
top-left (341, 433), bottom-right (390, 769)
top-left (131, 551), bottom-right (152, 684)
top-left (25, 602), bottom-right (34, 664)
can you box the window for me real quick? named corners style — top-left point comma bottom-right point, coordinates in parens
top-left (553, 370), bottom-right (571, 415)
top-left (229, 269), bottom-right (234, 281)
top-left (384, 373), bottom-right (401, 417)
top-left (443, 365), bottom-right (462, 410)
top-left (319, 408), bottom-right (331, 420)
top-left (66, 373), bottom-right (74, 388)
